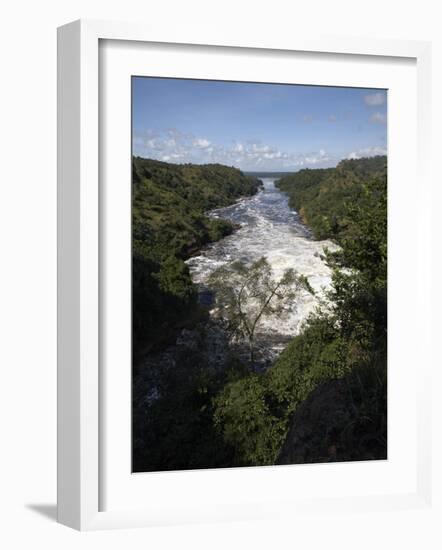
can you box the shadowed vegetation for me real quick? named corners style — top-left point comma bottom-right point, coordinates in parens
top-left (132, 157), bottom-right (262, 357)
top-left (211, 156), bottom-right (387, 465)
top-left (133, 156), bottom-right (388, 471)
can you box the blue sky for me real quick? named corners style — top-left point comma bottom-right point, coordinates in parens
top-left (132, 77), bottom-right (387, 171)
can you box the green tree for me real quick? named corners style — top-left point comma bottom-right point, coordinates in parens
top-left (131, 156), bottom-right (262, 354)
top-left (208, 257), bottom-right (312, 363)
top-left (213, 160), bottom-right (388, 467)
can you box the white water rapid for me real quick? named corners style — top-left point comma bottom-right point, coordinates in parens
top-left (186, 178), bottom-right (338, 353)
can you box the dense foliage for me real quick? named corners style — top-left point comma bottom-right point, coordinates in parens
top-left (275, 156), bottom-right (387, 240)
top-left (132, 157), bottom-right (261, 356)
top-left (133, 155), bottom-right (388, 471)
top-left (213, 156), bottom-right (387, 464)
top-left (133, 341), bottom-right (238, 471)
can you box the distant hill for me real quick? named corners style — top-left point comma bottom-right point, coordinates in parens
top-left (244, 171), bottom-right (294, 178)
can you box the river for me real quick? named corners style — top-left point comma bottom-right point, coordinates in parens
top-left (186, 178), bottom-right (338, 355)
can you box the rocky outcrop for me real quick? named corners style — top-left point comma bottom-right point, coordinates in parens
top-left (277, 368), bottom-right (387, 465)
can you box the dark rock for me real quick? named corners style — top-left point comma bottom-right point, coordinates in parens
top-left (277, 370), bottom-right (387, 465)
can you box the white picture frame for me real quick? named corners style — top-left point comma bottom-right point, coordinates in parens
top-left (57, 19), bottom-right (433, 531)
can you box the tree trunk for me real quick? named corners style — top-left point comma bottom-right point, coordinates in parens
top-left (249, 337), bottom-right (254, 365)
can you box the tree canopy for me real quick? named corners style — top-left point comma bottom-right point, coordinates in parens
top-left (133, 155), bottom-right (388, 471)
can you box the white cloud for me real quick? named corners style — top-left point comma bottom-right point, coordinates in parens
top-left (147, 138), bottom-right (161, 149)
top-left (370, 112), bottom-right (387, 125)
top-left (263, 151), bottom-right (282, 159)
top-left (364, 92), bottom-right (386, 107)
top-left (251, 143), bottom-right (271, 153)
top-left (304, 152), bottom-right (329, 165)
top-left (193, 138), bottom-right (211, 149)
top-left (133, 129), bottom-right (337, 170)
top-left (347, 146), bottom-right (387, 160)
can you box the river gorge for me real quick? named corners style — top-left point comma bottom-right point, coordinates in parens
top-left (186, 178), bottom-right (338, 356)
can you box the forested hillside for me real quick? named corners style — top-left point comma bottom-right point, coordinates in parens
top-left (213, 156), bottom-right (388, 465)
top-left (133, 156), bottom-right (388, 471)
top-left (132, 157), bottom-right (262, 356)
top-left (275, 156), bottom-right (387, 240)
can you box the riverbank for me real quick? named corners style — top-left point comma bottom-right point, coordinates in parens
top-left (133, 158), bottom-right (387, 472)
top-left (132, 157), bottom-right (262, 360)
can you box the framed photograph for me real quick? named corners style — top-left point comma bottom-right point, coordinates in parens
top-left (57, 19), bottom-right (432, 530)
